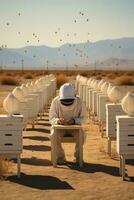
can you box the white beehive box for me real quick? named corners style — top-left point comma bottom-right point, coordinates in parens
top-left (19, 101), bottom-right (29, 129)
top-left (50, 79), bottom-right (56, 101)
top-left (86, 86), bottom-right (91, 109)
top-left (98, 94), bottom-right (110, 122)
top-left (88, 88), bottom-right (94, 112)
top-left (0, 114), bottom-right (23, 177)
top-left (106, 104), bottom-right (125, 138)
top-left (0, 115), bottom-right (23, 151)
top-left (45, 83), bottom-right (51, 105)
top-left (27, 93), bottom-right (40, 114)
top-left (96, 92), bottom-right (103, 116)
top-left (79, 84), bottom-right (85, 102)
top-left (92, 90), bottom-right (101, 115)
top-left (116, 116), bottom-right (134, 155)
top-left (25, 97), bottom-right (37, 119)
top-left (82, 84), bottom-right (87, 104)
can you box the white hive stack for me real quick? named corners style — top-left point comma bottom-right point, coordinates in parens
top-left (96, 79), bottom-right (106, 117)
top-left (75, 75), bottom-right (80, 93)
top-left (106, 103), bottom-right (125, 155)
top-left (92, 90), bottom-right (100, 117)
top-left (30, 82), bottom-right (42, 113)
top-left (98, 82), bottom-right (110, 136)
top-left (0, 114), bottom-right (23, 177)
top-left (36, 77), bottom-right (47, 111)
top-left (88, 88), bottom-right (94, 115)
top-left (82, 78), bottom-right (88, 105)
top-left (85, 78), bottom-right (92, 110)
top-left (116, 91), bottom-right (134, 180)
top-left (78, 77), bottom-right (88, 105)
top-left (87, 78), bottom-right (95, 116)
top-left (21, 85), bottom-right (39, 128)
top-left (34, 81), bottom-right (45, 117)
top-left (11, 88), bottom-right (28, 129)
top-left (96, 91), bottom-right (103, 117)
top-left (26, 83), bottom-right (40, 114)
top-left (50, 77), bottom-right (57, 99)
top-left (116, 116), bottom-right (134, 180)
top-left (91, 80), bottom-right (102, 122)
top-left (98, 94), bottom-right (109, 123)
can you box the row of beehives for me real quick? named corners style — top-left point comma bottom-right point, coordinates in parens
top-left (75, 75), bottom-right (134, 180)
top-left (2, 74), bottom-right (57, 129)
top-left (0, 74), bottom-right (56, 177)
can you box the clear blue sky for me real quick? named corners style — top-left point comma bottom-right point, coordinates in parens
top-left (0, 0), bottom-right (134, 48)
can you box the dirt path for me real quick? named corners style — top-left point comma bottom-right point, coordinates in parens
top-left (0, 107), bottom-right (134, 200)
top-left (0, 82), bottom-right (134, 200)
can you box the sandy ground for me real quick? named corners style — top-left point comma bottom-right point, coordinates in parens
top-left (0, 85), bottom-right (134, 200)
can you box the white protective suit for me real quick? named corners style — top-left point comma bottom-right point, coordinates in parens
top-left (49, 83), bottom-right (87, 163)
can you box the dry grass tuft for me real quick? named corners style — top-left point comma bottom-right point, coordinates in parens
top-left (124, 71), bottom-right (134, 76)
top-left (0, 76), bottom-right (19, 85)
top-left (56, 73), bottom-right (69, 89)
top-left (94, 75), bottom-right (103, 80)
top-left (0, 159), bottom-right (11, 179)
top-left (105, 73), bottom-right (117, 79)
top-left (114, 75), bottom-right (134, 85)
top-left (24, 74), bottom-right (33, 79)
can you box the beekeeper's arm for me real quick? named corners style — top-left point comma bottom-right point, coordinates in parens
top-left (49, 98), bottom-right (60, 125)
top-left (74, 100), bottom-right (87, 125)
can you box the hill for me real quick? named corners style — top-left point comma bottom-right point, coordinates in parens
top-left (0, 37), bottom-right (134, 70)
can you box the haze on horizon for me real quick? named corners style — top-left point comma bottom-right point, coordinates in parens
top-left (0, 0), bottom-right (134, 48)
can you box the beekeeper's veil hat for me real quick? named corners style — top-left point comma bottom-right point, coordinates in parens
top-left (59, 83), bottom-right (76, 100)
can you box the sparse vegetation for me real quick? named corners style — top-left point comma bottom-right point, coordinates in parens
top-left (105, 72), bottom-right (117, 79)
top-left (0, 70), bottom-right (133, 86)
top-left (24, 73), bottom-right (33, 79)
top-left (55, 73), bottom-right (69, 89)
top-left (0, 75), bottom-right (19, 85)
top-left (113, 75), bottom-right (134, 85)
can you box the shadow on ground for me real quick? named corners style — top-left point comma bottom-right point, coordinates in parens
top-left (19, 157), bottom-right (52, 166)
top-left (7, 173), bottom-right (74, 190)
top-left (26, 128), bottom-right (50, 134)
top-left (67, 162), bottom-right (119, 177)
top-left (37, 122), bottom-right (51, 127)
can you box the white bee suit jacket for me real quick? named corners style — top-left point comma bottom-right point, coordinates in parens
top-left (49, 95), bottom-right (87, 162)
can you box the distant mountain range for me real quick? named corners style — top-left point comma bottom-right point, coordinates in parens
top-left (0, 37), bottom-right (134, 70)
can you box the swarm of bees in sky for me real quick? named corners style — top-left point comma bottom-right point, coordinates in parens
top-left (0, 10), bottom-right (122, 68)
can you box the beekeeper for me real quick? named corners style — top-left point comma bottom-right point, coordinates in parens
top-left (49, 83), bottom-right (87, 164)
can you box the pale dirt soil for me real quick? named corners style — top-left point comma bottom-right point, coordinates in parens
top-left (0, 84), bottom-right (134, 200)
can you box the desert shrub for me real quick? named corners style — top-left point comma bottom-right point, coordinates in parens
top-left (114, 75), bottom-right (134, 85)
top-left (124, 71), bottom-right (134, 76)
top-left (106, 73), bottom-right (117, 79)
top-left (4, 72), bottom-right (12, 76)
top-left (24, 73), bottom-right (33, 79)
top-left (0, 76), bottom-right (19, 85)
top-left (56, 73), bottom-right (69, 89)
top-left (94, 75), bottom-right (103, 80)
top-left (79, 72), bottom-right (88, 76)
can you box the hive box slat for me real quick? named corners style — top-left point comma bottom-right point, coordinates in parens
top-left (0, 114), bottom-right (23, 177)
top-left (0, 124), bottom-right (23, 130)
top-left (116, 115), bottom-right (134, 180)
top-left (0, 130), bottom-right (22, 137)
